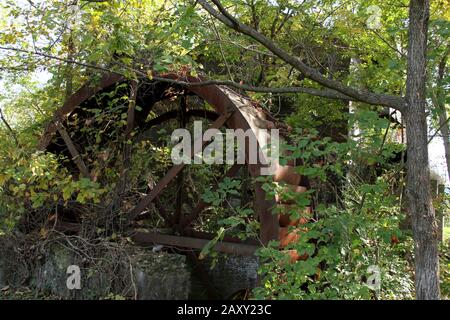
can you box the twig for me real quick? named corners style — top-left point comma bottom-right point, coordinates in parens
top-left (0, 108), bottom-right (20, 146)
top-left (428, 116), bottom-right (450, 144)
top-left (209, 18), bottom-right (234, 82)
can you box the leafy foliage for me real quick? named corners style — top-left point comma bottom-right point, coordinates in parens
top-left (254, 128), bottom-right (414, 299)
top-left (0, 0), bottom-right (448, 300)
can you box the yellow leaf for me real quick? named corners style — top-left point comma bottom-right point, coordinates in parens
top-left (40, 228), bottom-right (49, 239)
top-left (0, 174), bottom-right (7, 186)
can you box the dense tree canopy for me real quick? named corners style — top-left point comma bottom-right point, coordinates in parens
top-left (0, 0), bottom-right (448, 300)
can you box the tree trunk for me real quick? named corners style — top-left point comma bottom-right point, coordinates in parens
top-left (438, 106), bottom-right (450, 182)
top-left (404, 0), bottom-right (440, 300)
top-left (436, 48), bottom-right (450, 182)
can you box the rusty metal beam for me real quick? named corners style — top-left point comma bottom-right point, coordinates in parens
top-left (129, 113), bottom-right (231, 218)
top-left (132, 231), bottom-right (258, 256)
top-left (39, 72), bottom-right (123, 150)
top-left (182, 228), bottom-right (260, 246)
top-left (54, 121), bottom-right (90, 179)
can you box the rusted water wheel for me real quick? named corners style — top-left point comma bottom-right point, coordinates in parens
top-left (39, 71), bottom-right (312, 261)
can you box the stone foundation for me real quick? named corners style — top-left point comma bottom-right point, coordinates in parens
top-left (0, 237), bottom-right (190, 300)
top-left (191, 254), bottom-right (259, 299)
top-left (0, 236), bottom-right (260, 300)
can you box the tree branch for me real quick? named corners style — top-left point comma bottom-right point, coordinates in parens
top-left (428, 116), bottom-right (450, 144)
top-left (0, 45), bottom-right (355, 101)
top-left (0, 108), bottom-right (20, 146)
top-left (197, 0), bottom-right (406, 111)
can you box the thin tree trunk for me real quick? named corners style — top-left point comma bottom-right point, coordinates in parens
top-left (439, 110), bottom-right (450, 181)
top-left (435, 48), bottom-right (450, 181)
top-left (404, 0), bottom-right (440, 300)
top-left (438, 109), bottom-right (450, 182)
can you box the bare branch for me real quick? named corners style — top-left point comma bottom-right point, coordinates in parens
top-left (428, 116), bottom-right (450, 144)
